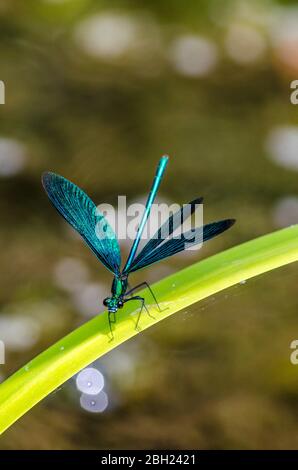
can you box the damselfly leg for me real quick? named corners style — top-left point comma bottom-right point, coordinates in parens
top-left (126, 281), bottom-right (164, 313)
top-left (108, 311), bottom-right (116, 341)
top-left (124, 295), bottom-right (153, 330)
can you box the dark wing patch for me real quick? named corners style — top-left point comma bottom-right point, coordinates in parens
top-left (125, 219), bottom-right (235, 273)
top-left (123, 197), bottom-right (203, 274)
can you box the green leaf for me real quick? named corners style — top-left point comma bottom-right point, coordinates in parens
top-left (0, 226), bottom-right (298, 434)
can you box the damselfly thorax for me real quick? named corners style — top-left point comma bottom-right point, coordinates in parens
top-left (103, 276), bottom-right (128, 312)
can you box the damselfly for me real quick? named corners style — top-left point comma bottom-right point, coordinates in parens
top-left (42, 156), bottom-right (235, 337)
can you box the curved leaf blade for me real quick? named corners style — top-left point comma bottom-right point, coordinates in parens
top-left (0, 226), bottom-right (298, 434)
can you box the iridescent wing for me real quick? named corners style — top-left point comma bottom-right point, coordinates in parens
top-left (42, 172), bottom-right (121, 275)
top-left (125, 219), bottom-right (235, 273)
top-left (123, 196), bottom-right (203, 274)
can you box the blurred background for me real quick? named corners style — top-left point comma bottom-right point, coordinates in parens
top-left (0, 0), bottom-right (298, 449)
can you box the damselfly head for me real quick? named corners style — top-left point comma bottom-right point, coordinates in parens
top-left (103, 296), bottom-right (118, 313)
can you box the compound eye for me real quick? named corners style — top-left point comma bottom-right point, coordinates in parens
top-left (103, 298), bottom-right (109, 307)
top-left (118, 300), bottom-right (124, 308)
